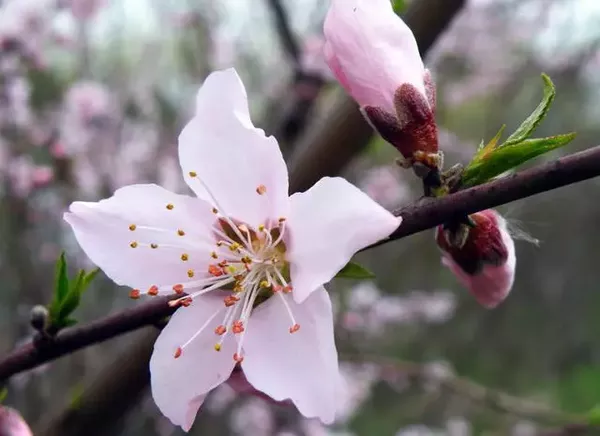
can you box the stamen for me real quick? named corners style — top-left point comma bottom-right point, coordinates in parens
top-left (188, 171), bottom-right (197, 177)
top-left (212, 207), bottom-right (218, 214)
top-left (214, 343), bottom-right (222, 351)
top-left (224, 295), bottom-right (240, 307)
top-left (177, 229), bottom-right (185, 236)
top-left (289, 323), bottom-right (300, 334)
top-left (232, 320), bottom-right (244, 334)
top-left (210, 251), bottom-right (218, 259)
top-left (277, 292), bottom-right (299, 332)
top-left (166, 203), bottom-right (174, 210)
top-left (256, 184), bottom-right (267, 195)
top-left (178, 306), bottom-right (223, 353)
top-left (172, 284), bottom-right (184, 294)
top-left (150, 243), bottom-right (158, 249)
top-left (174, 347), bottom-right (182, 358)
top-left (214, 325), bottom-right (226, 335)
top-left (187, 269), bottom-right (195, 278)
top-left (147, 285), bottom-right (159, 296)
top-left (208, 264), bottom-right (223, 277)
top-left (129, 289), bottom-right (140, 299)
top-left (181, 253), bottom-right (189, 261)
top-left (129, 224), bottom-right (136, 231)
top-left (130, 241), bottom-right (138, 248)
top-left (233, 353), bottom-right (244, 363)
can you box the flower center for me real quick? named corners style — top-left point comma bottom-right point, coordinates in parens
top-left (127, 173), bottom-right (299, 363)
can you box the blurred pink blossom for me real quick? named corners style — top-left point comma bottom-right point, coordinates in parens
top-left (69, 0), bottom-right (105, 21)
top-left (0, 406), bottom-right (33, 436)
top-left (358, 165), bottom-right (410, 209)
top-left (8, 156), bottom-right (53, 197)
top-left (300, 36), bottom-right (333, 79)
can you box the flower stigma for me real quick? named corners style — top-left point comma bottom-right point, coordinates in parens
top-left (129, 172), bottom-right (300, 363)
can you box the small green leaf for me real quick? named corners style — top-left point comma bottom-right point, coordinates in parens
top-left (82, 268), bottom-right (100, 291)
top-left (588, 405), bottom-right (600, 426)
top-left (335, 262), bottom-right (376, 279)
top-left (0, 387), bottom-right (7, 403)
top-left (392, 0), bottom-right (406, 14)
top-left (49, 252), bottom-right (69, 322)
top-left (462, 133), bottom-right (576, 187)
top-left (503, 74), bottom-right (555, 146)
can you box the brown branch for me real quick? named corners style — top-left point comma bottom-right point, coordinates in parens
top-left (372, 144), bottom-right (600, 248)
top-left (0, 296), bottom-right (177, 381)
top-left (3, 144), bottom-right (600, 381)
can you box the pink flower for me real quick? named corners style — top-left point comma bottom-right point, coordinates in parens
top-left (64, 68), bottom-right (401, 431)
top-left (69, 0), bottom-right (105, 21)
top-left (0, 406), bottom-right (33, 436)
top-left (435, 210), bottom-right (516, 308)
top-left (323, 0), bottom-right (439, 174)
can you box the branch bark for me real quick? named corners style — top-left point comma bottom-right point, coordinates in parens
top-left (3, 144), bottom-right (600, 382)
top-left (265, 0), bottom-right (301, 65)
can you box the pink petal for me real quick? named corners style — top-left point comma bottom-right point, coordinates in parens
top-left (178, 68), bottom-right (289, 230)
top-left (241, 287), bottom-right (340, 424)
top-left (323, 0), bottom-right (425, 114)
top-left (64, 184), bottom-right (217, 294)
top-left (0, 406), bottom-right (33, 436)
top-left (287, 177), bottom-right (401, 303)
top-left (150, 294), bottom-right (237, 431)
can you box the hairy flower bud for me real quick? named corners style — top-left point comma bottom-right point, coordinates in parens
top-left (435, 210), bottom-right (516, 308)
top-left (323, 0), bottom-right (439, 175)
top-left (29, 304), bottom-right (48, 332)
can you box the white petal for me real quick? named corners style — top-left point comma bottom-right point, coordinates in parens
top-left (241, 287), bottom-right (339, 424)
top-left (178, 68), bottom-right (289, 230)
top-left (150, 294), bottom-right (237, 431)
top-left (287, 177), bottom-right (401, 303)
top-left (64, 184), bottom-right (217, 293)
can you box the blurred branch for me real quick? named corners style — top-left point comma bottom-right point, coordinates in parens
top-left (36, 330), bottom-right (159, 436)
top-left (265, 0), bottom-right (300, 65)
top-left (288, 0), bottom-right (466, 193)
top-left (4, 144), bottom-right (600, 381)
top-left (342, 354), bottom-right (585, 428)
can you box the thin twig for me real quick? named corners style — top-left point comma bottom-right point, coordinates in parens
top-left (2, 145), bottom-right (600, 380)
top-left (265, 0), bottom-right (301, 65)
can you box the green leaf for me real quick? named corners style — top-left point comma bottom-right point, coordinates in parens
top-left (58, 268), bottom-right (99, 322)
top-left (0, 387), bottom-right (7, 403)
top-left (49, 252), bottom-right (69, 322)
top-left (335, 262), bottom-right (376, 280)
top-left (462, 133), bottom-right (576, 187)
top-left (587, 405), bottom-right (600, 426)
top-left (503, 74), bottom-right (555, 146)
top-left (392, 0), bottom-right (406, 14)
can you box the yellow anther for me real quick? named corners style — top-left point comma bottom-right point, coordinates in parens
top-left (258, 224), bottom-right (265, 232)
top-left (166, 203), bottom-right (174, 210)
top-left (187, 269), bottom-right (195, 278)
top-left (212, 207), bottom-right (218, 214)
top-left (128, 224), bottom-right (136, 231)
top-left (227, 266), bottom-right (237, 275)
top-left (177, 229), bottom-right (185, 236)
top-left (130, 241), bottom-right (138, 248)
top-left (181, 253), bottom-right (189, 261)
top-left (214, 343), bottom-right (222, 352)
top-left (210, 251), bottom-right (218, 259)
top-left (229, 242), bottom-right (241, 252)
top-left (278, 217), bottom-right (286, 223)
top-left (188, 171), bottom-right (197, 177)
top-left (241, 256), bottom-right (252, 264)
top-left (150, 243), bottom-right (158, 249)
top-left (256, 184), bottom-right (267, 195)
top-left (216, 241), bottom-right (224, 247)
top-left (259, 280), bottom-right (269, 288)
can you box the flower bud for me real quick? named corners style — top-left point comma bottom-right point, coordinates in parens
top-left (29, 305), bottom-right (48, 332)
top-left (324, 0), bottom-right (439, 174)
top-left (435, 210), bottom-right (516, 308)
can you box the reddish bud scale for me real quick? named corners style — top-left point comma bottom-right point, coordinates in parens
top-left (435, 210), bottom-right (508, 275)
top-left (364, 83), bottom-right (438, 170)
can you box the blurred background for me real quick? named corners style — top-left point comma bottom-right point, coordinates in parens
top-left (1, 0), bottom-right (600, 435)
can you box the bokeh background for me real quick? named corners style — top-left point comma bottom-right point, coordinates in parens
top-left (1, 0), bottom-right (600, 435)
